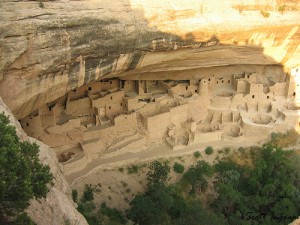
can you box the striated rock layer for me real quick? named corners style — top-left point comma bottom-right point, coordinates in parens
top-left (0, 98), bottom-right (88, 225)
top-left (0, 0), bottom-right (300, 119)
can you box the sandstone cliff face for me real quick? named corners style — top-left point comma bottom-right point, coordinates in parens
top-left (0, 98), bottom-right (88, 225)
top-left (0, 0), bottom-right (300, 119)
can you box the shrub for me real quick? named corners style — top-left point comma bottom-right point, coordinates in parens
top-left (100, 203), bottom-right (126, 224)
top-left (81, 184), bottom-right (94, 202)
top-left (173, 162), bottom-right (185, 174)
top-left (147, 160), bottom-right (170, 185)
top-left (194, 151), bottom-right (201, 158)
top-left (269, 130), bottom-right (299, 147)
top-left (205, 146), bottom-right (214, 155)
top-left (278, 4), bottom-right (286, 14)
top-left (260, 10), bottom-right (270, 18)
top-left (13, 213), bottom-right (36, 225)
top-left (224, 147), bottom-right (231, 155)
top-left (237, 147), bottom-right (245, 153)
top-left (127, 165), bottom-right (139, 174)
top-left (72, 189), bottom-right (78, 202)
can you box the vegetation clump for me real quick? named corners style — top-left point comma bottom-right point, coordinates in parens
top-left (193, 151), bottom-right (201, 158)
top-left (127, 165), bottom-right (139, 174)
top-left (74, 144), bottom-right (300, 225)
top-left (269, 130), bottom-right (299, 147)
top-left (205, 146), bottom-right (214, 155)
top-left (0, 113), bottom-right (53, 224)
top-left (260, 9), bottom-right (270, 18)
top-left (278, 4), bottom-right (287, 14)
top-left (173, 162), bottom-right (185, 174)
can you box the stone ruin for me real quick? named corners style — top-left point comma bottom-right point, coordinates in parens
top-left (19, 66), bottom-right (300, 175)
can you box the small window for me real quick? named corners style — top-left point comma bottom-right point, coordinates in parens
top-left (228, 80), bottom-right (230, 83)
top-left (109, 106), bottom-right (111, 110)
top-left (120, 103), bottom-right (123, 106)
top-left (217, 81), bottom-right (218, 84)
top-left (252, 95), bottom-right (255, 98)
top-left (208, 78), bottom-right (210, 81)
top-left (195, 90), bottom-right (197, 93)
top-left (88, 87), bottom-right (92, 91)
top-left (186, 86), bottom-right (188, 90)
top-left (267, 96), bottom-right (269, 99)
top-left (73, 89), bottom-right (76, 92)
top-left (222, 80), bottom-right (224, 83)
top-left (110, 81), bottom-right (112, 84)
top-left (26, 123), bottom-right (29, 126)
top-left (110, 96), bottom-right (112, 100)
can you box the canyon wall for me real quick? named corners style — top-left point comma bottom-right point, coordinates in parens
top-left (0, 98), bottom-right (88, 225)
top-left (0, 0), bottom-right (300, 119)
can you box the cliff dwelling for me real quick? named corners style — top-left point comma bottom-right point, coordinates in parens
top-left (19, 65), bottom-right (300, 176)
top-left (1, 0), bottom-right (300, 224)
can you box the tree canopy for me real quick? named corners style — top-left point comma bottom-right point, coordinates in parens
top-left (0, 113), bottom-right (53, 224)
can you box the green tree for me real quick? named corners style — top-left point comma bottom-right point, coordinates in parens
top-left (182, 160), bottom-right (214, 194)
top-left (0, 113), bottom-right (53, 224)
top-left (128, 195), bottom-right (161, 225)
top-left (212, 144), bottom-right (300, 225)
top-left (147, 160), bottom-right (170, 185)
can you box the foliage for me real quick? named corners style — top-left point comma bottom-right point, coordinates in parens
top-left (173, 162), bottom-right (185, 174)
top-left (260, 10), bottom-right (270, 18)
top-left (193, 151), bottom-right (201, 158)
top-left (72, 189), bottom-right (78, 202)
top-left (13, 213), bottom-right (36, 225)
top-left (205, 146), bottom-right (214, 155)
top-left (127, 165), bottom-right (139, 174)
top-left (147, 160), bottom-right (170, 185)
top-left (224, 147), bottom-right (231, 155)
top-left (269, 130), bottom-right (299, 147)
top-left (76, 143), bottom-right (300, 225)
top-left (81, 184), bottom-right (95, 202)
top-left (128, 174), bottom-right (224, 225)
top-left (0, 113), bottom-right (53, 224)
top-left (77, 185), bottom-right (126, 225)
top-left (100, 203), bottom-right (126, 224)
top-left (181, 161), bottom-right (214, 194)
top-left (212, 144), bottom-right (300, 225)
top-left (278, 4), bottom-right (286, 14)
